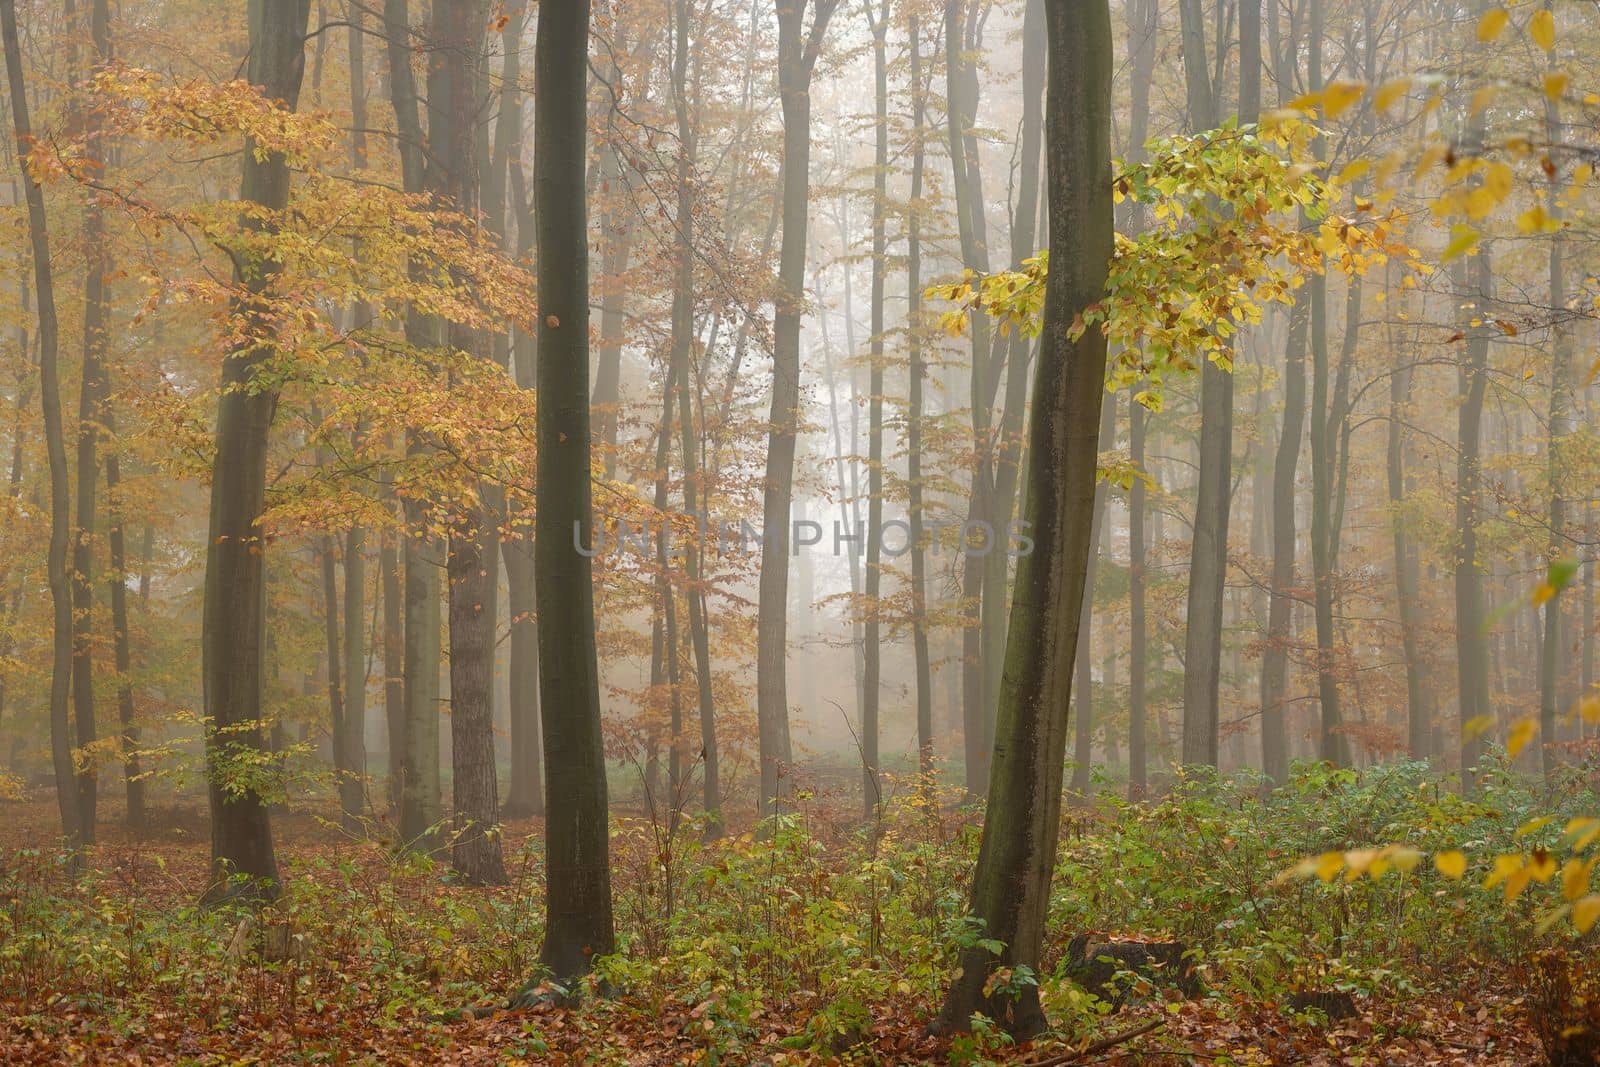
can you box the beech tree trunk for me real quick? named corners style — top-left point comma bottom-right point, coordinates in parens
top-left (1178, 0), bottom-right (1231, 768)
top-left (531, 0), bottom-right (615, 984)
top-left (936, 0), bottom-right (1113, 1036)
top-left (3, 0), bottom-right (82, 850)
top-left (906, 13), bottom-right (934, 774)
top-left (757, 0), bottom-right (839, 819)
top-left (197, 0), bottom-right (312, 900)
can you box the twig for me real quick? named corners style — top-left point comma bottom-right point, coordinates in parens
top-left (1018, 1018), bottom-right (1166, 1067)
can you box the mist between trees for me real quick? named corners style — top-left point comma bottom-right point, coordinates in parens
top-left (0, 0), bottom-right (1598, 1062)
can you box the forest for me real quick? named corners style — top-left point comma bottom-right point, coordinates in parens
top-left (0, 0), bottom-right (1598, 1062)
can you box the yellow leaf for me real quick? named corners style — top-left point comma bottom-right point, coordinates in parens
top-left (1508, 718), bottom-right (1539, 758)
top-left (1339, 159), bottom-right (1372, 184)
top-left (1565, 817), bottom-right (1600, 853)
top-left (1323, 81), bottom-right (1366, 119)
top-left (1442, 226), bottom-right (1481, 263)
top-left (1463, 713), bottom-right (1495, 740)
top-left (1484, 161), bottom-right (1514, 201)
top-left (1435, 851), bottom-right (1468, 879)
top-left (1344, 848), bottom-right (1379, 880)
top-left (1314, 851), bottom-right (1345, 882)
top-left (1529, 9), bottom-right (1555, 51)
top-left (1517, 206), bottom-right (1552, 233)
top-left (1476, 7), bottom-right (1509, 41)
top-left (1579, 696), bottom-right (1600, 725)
top-left (1533, 582), bottom-right (1558, 606)
top-left (1519, 816), bottom-right (1557, 838)
top-left (1544, 73), bottom-right (1569, 101)
top-left (1561, 857), bottom-right (1594, 901)
top-left (1374, 78), bottom-right (1411, 114)
top-left (1387, 846), bottom-right (1423, 874)
top-left (1575, 895), bottom-right (1600, 934)
top-left (1470, 85), bottom-right (1498, 116)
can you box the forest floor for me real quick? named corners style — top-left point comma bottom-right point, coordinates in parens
top-left (0, 768), bottom-right (1583, 1065)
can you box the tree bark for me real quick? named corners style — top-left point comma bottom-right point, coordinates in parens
top-left (3, 0), bottom-right (82, 850)
top-left (906, 12), bottom-right (934, 775)
top-left (1178, 0), bottom-right (1232, 769)
top-left (531, 0), bottom-right (615, 984)
top-left (197, 0), bottom-right (312, 900)
top-left (936, 0), bottom-right (1113, 1036)
top-left (757, 0), bottom-right (839, 819)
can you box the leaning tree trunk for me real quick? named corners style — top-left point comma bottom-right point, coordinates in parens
top-left (198, 0), bottom-right (312, 901)
top-left (3, 0), bottom-right (82, 850)
top-left (529, 0), bottom-right (615, 986)
top-left (936, 0), bottom-right (1113, 1037)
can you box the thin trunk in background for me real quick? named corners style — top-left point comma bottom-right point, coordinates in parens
top-left (758, 0), bottom-right (840, 819)
top-left (3, 0), bottom-right (81, 850)
top-left (906, 12), bottom-right (934, 774)
top-left (1178, 0), bottom-right (1232, 768)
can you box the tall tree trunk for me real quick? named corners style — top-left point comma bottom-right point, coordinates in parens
top-left (530, 0), bottom-right (615, 985)
top-left (1070, 396), bottom-right (1116, 797)
top-left (860, 0), bottom-right (890, 816)
top-left (668, 0), bottom-right (720, 834)
top-left (68, 0), bottom-right (115, 843)
top-left (3, 0), bottom-right (81, 850)
top-left (504, 141), bottom-right (545, 820)
top-left (1124, 0), bottom-right (1157, 798)
top-left (430, 0), bottom-right (506, 887)
top-left (1178, 0), bottom-right (1233, 768)
top-left (906, 12), bottom-right (934, 774)
top-left (983, 0), bottom-right (1047, 746)
top-left (1539, 93), bottom-right (1569, 781)
top-left (757, 0), bottom-right (839, 818)
top-left (383, 0), bottom-right (443, 852)
top-left (197, 0), bottom-right (312, 900)
top-left (1387, 351), bottom-right (1429, 760)
top-left (936, 0), bottom-right (1113, 1035)
top-left (946, 0), bottom-right (998, 799)
top-left (1453, 25), bottom-right (1492, 784)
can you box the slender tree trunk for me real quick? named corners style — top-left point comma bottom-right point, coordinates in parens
top-left (1070, 396), bottom-right (1116, 797)
top-left (196, 0), bottom-right (311, 900)
top-left (384, 0), bottom-right (443, 852)
top-left (668, 0), bottom-right (720, 834)
top-left (983, 0), bottom-right (1047, 745)
top-left (429, 0), bottom-right (506, 887)
top-left (505, 148), bottom-right (545, 820)
top-left (66, 0), bottom-right (115, 843)
top-left (1539, 94), bottom-right (1569, 780)
top-left (936, 0), bottom-right (1113, 1035)
top-left (530, 0), bottom-right (615, 985)
top-left (907, 14), bottom-right (934, 775)
top-left (4, 0), bottom-right (82, 849)
top-left (757, 0), bottom-right (839, 819)
top-left (1178, 0), bottom-right (1232, 768)
top-left (945, 0), bottom-right (999, 800)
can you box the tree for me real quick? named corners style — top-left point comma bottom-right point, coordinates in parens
top-left (1178, 0), bottom-right (1233, 769)
top-left (936, 0), bottom-right (1114, 1035)
top-left (2, 0), bottom-right (80, 851)
top-left (383, 0), bottom-right (443, 851)
top-left (757, 0), bottom-right (840, 819)
top-left (531, 0), bottom-right (615, 984)
top-left (199, 0), bottom-right (312, 901)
